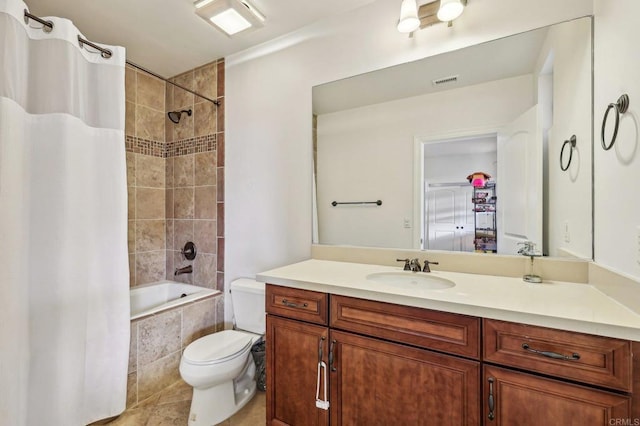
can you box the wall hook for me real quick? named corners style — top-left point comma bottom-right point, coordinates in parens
top-left (601, 94), bottom-right (630, 151)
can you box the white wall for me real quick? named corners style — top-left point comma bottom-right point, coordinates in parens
top-left (424, 151), bottom-right (497, 186)
top-left (224, 0), bottom-right (594, 322)
top-left (316, 76), bottom-right (529, 248)
top-left (593, 0), bottom-right (640, 279)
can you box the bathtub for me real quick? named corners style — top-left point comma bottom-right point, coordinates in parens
top-left (130, 280), bottom-right (220, 320)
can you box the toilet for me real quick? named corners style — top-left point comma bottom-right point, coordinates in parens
top-left (179, 278), bottom-right (265, 426)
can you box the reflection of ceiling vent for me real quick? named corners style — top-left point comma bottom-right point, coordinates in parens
top-left (432, 75), bottom-right (459, 86)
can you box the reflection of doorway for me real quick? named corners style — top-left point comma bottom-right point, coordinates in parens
top-left (426, 184), bottom-right (474, 251)
top-left (418, 134), bottom-right (498, 251)
top-left (497, 104), bottom-right (543, 254)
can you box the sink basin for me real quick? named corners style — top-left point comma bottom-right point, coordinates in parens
top-left (365, 272), bottom-right (455, 290)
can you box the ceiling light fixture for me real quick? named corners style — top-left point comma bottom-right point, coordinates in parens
top-left (398, 0), bottom-right (468, 34)
top-left (397, 0), bottom-right (420, 33)
top-left (195, 0), bottom-right (265, 36)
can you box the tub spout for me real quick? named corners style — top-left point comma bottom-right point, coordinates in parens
top-left (174, 265), bottom-right (193, 276)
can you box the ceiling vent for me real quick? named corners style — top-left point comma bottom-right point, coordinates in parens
top-left (432, 75), bottom-right (459, 86)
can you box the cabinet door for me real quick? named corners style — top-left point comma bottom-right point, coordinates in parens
top-left (266, 315), bottom-right (329, 426)
top-left (483, 365), bottom-right (631, 426)
top-left (330, 330), bottom-right (480, 426)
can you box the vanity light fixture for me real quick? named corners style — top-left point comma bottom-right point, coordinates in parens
top-left (436, 0), bottom-right (466, 22)
top-left (397, 0), bottom-right (420, 33)
top-left (194, 0), bottom-right (265, 36)
top-left (398, 0), bottom-right (468, 34)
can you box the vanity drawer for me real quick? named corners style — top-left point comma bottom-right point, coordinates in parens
top-left (483, 319), bottom-right (632, 391)
top-left (266, 284), bottom-right (328, 326)
top-left (330, 295), bottom-right (480, 359)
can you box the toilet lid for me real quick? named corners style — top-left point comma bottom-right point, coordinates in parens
top-left (183, 330), bottom-right (254, 365)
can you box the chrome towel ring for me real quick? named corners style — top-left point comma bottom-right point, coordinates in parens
top-left (560, 135), bottom-right (576, 171)
top-left (601, 94), bottom-right (629, 151)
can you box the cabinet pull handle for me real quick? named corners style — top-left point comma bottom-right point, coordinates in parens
top-left (281, 299), bottom-right (308, 309)
top-left (329, 339), bottom-right (336, 372)
top-left (318, 336), bottom-right (325, 363)
top-left (521, 343), bottom-right (580, 361)
top-left (487, 377), bottom-right (495, 421)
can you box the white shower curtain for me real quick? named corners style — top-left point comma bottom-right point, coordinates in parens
top-left (0, 1), bottom-right (130, 425)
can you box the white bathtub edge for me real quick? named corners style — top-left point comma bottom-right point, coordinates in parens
top-left (131, 284), bottom-right (221, 321)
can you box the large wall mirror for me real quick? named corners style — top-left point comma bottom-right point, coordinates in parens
top-left (313, 16), bottom-right (593, 259)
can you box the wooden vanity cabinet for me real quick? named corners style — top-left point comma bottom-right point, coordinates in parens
top-left (266, 284), bottom-right (481, 425)
top-left (482, 319), bottom-right (633, 425)
top-left (329, 296), bottom-right (481, 425)
top-left (266, 285), bottom-right (330, 426)
top-left (330, 295), bottom-right (480, 359)
top-left (266, 284), bottom-right (639, 426)
top-left (266, 315), bottom-right (329, 426)
top-left (329, 329), bottom-right (480, 425)
top-left (483, 365), bottom-right (631, 425)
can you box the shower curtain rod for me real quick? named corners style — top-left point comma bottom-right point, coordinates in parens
top-left (125, 60), bottom-right (221, 106)
top-left (23, 9), bottom-right (220, 107)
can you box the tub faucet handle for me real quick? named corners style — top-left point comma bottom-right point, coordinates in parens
top-left (181, 242), bottom-right (197, 260)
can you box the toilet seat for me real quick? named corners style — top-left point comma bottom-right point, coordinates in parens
top-left (183, 330), bottom-right (253, 366)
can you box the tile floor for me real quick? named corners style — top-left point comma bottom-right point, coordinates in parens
top-left (105, 380), bottom-right (265, 426)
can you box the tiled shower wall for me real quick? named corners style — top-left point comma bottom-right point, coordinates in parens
top-left (124, 60), bottom-right (225, 406)
top-left (125, 68), bottom-right (167, 287)
top-left (125, 59), bottom-right (225, 291)
top-left (165, 61), bottom-right (225, 289)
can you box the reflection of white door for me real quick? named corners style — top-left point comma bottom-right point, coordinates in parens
top-left (426, 185), bottom-right (474, 251)
top-left (497, 105), bottom-right (543, 254)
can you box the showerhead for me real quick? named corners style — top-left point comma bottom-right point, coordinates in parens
top-left (167, 109), bottom-right (192, 124)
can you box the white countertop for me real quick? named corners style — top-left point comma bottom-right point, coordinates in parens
top-left (257, 259), bottom-right (640, 341)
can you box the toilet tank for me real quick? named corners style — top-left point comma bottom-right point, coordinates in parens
top-left (230, 278), bottom-right (265, 334)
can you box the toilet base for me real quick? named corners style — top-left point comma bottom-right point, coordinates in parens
top-left (187, 356), bottom-right (257, 426)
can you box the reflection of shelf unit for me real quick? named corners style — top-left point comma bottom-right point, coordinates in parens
top-left (472, 183), bottom-right (497, 253)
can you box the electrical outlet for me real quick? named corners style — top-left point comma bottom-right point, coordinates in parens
top-left (403, 218), bottom-right (411, 229)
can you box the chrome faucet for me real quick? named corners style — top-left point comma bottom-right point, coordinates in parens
top-left (517, 241), bottom-right (539, 257)
top-left (174, 265), bottom-right (193, 276)
top-left (517, 241), bottom-right (542, 283)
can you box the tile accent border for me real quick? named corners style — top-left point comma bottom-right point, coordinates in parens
top-left (167, 135), bottom-right (217, 157)
top-left (126, 135), bottom-right (165, 157)
top-left (126, 134), bottom-right (217, 158)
